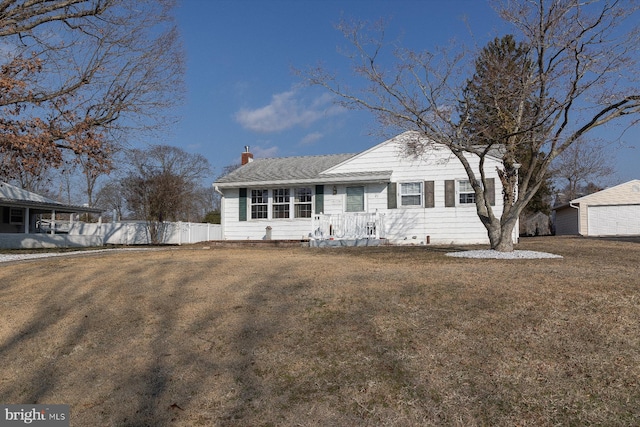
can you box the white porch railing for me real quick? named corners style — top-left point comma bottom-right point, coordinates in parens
top-left (311, 212), bottom-right (385, 240)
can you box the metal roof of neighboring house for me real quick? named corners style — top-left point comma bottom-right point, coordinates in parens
top-left (214, 153), bottom-right (393, 188)
top-left (0, 181), bottom-right (103, 213)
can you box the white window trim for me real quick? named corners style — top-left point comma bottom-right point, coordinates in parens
top-left (248, 187), bottom-right (315, 220)
top-left (294, 187), bottom-right (313, 219)
top-left (398, 181), bottom-right (423, 208)
top-left (250, 189), bottom-right (269, 219)
top-left (272, 188), bottom-right (291, 219)
top-left (458, 179), bottom-right (477, 206)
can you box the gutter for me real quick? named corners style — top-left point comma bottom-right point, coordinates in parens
top-left (214, 173), bottom-right (392, 189)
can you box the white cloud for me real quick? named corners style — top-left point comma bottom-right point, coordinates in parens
top-left (252, 146), bottom-right (279, 158)
top-left (235, 89), bottom-right (345, 133)
top-left (299, 132), bottom-right (323, 145)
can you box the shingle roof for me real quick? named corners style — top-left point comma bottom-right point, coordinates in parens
top-left (214, 153), bottom-right (392, 188)
top-left (216, 153), bottom-right (354, 184)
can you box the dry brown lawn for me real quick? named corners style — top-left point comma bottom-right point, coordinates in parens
top-left (0, 237), bottom-right (639, 426)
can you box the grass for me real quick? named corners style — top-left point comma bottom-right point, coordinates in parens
top-left (0, 236), bottom-right (639, 426)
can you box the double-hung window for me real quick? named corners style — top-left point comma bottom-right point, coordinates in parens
top-left (249, 187), bottom-right (316, 219)
top-left (400, 182), bottom-right (422, 206)
top-left (294, 187), bottom-right (312, 218)
top-left (272, 188), bottom-right (290, 218)
top-left (9, 208), bottom-right (23, 224)
top-left (459, 180), bottom-right (476, 204)
top-left (251, 189), bottom-right (268, 219)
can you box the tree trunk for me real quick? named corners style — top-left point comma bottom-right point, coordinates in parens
top-left (487, 216), bottom-right (518, 252)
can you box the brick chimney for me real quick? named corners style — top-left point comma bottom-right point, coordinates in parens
top-left (241, 146), bottom-right (253, 165)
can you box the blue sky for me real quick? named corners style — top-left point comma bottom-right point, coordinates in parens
top-left (169, 0), bottom-right (638, 184)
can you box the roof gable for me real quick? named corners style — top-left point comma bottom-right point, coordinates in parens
top-left (323, 131), bottom-right (504, 175)
top-left (572, 179), bottom-right (640, 205)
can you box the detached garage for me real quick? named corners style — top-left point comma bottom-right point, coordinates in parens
top-left (554, 180), bottom-right (640, 236)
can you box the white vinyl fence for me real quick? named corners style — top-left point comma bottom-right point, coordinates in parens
top-left (69, 221), bottom-right (222, 245)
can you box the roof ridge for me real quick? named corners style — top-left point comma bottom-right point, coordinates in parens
top-left (252, 152), bottom-right (356, 161)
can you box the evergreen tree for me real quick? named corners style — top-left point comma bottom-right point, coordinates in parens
top-left (461, 35), bottom-right (553, 217)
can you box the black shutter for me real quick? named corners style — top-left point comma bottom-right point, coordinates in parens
top-left (424, 181), bottom-right (435, 208)
top-left (444, 180), bottom-right (455, 207)
top-left (239, 188), bottom-right (247, 221)
top-left (2, 207), bottom-right (9, 224)
top-left (485, 178), bottom-right (495, 206)
top-left (315, 185), bottom-right (324, 214)
top-left (387, 182), bottom-right (397, 209)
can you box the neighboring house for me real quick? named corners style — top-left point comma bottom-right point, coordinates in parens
top-left (0, 181), bottom-right (103, 248)
top-left (553, 179), bottom-right (640, 236)
top-left (214, 131), bottom-right (516, 246)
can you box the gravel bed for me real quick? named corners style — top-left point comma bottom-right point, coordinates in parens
top-left (0, 248), bottom-right (562, 263)
top-left (446, 250), bottom-right (563, 259)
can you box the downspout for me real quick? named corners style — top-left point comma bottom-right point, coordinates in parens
top-left (569, 202), bottom-right (580, 235)
top-left (214, 185), bottom-right (224, 240)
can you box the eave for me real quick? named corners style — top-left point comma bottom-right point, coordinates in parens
top-left (214, 171), bottom-right (393, 189)
top-left (0, 198), bottom-right (103, 214)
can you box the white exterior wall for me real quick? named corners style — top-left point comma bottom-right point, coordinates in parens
top-left (221, 187), bottom-right (314, 240)
top-left (219, 135), bottom-right (506, 245)
top-left (321, 183), bottom-right (387, 214)
top-left (323, 137), bottom-right (504, 245)
top-left (320, 182), bottom-right (491, 245)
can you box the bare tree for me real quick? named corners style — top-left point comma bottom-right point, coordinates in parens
top-left (551, 138), bottom-right (616, 202)
top-left (0, 0), bottom-right (184, 182)
top-left (121, 145), bottom-right (212, 243)
top-left (302, 0), bottom-right (640, 251)
top-left (95, 180), bottom-right (126, 221)
top-left (0, 150), bottom-right (55, 192)
top-left (74, 142), bottom-right (116, 208)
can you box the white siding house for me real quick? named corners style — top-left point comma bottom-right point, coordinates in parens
top-left (554, 180), bottom-right (640, 236)
top-left (214, 132), bottom-right (512, 245)
top-left (0, 181), bottom-right (104, 248)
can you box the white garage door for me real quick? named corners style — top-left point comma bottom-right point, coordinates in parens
top-left (588, 205), bottom-right (640, 236)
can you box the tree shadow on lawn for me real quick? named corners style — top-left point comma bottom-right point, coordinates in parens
top-left (0, 254), bottom-right (224, 425)
top-left (2, 245), bottom-right (640, 426)
top-left (0, 251), bottom-right (435, 425)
